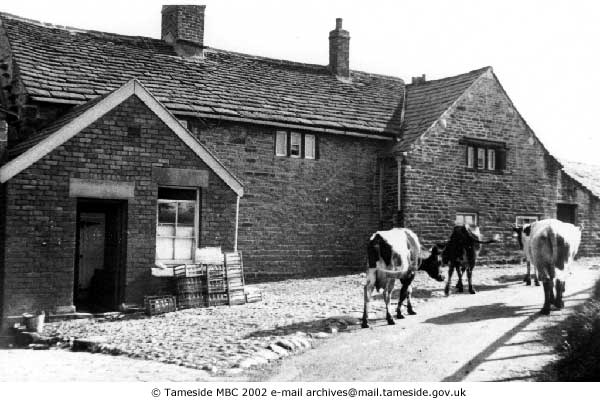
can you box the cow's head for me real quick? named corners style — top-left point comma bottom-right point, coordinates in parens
top-left (512, 226), bottom-right (524, 249)
top-left (419, 245), bottom-right (445, 281)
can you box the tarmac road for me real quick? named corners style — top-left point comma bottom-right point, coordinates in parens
top-left (260, 263), bottom-right (600, 382)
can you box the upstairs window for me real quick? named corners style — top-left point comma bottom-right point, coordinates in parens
top-left (456, 212), bottom-right (478, 226)
top-left (290, 132), bottom-right (302, 158)
top-left (275, 131), bottom-right (287, 156)
top-left (156, 188), bottom-right (199, 263)
top-left (274, 130), bottom-right (318, 160)
top-left (461, 137), bottom-right (506, 172)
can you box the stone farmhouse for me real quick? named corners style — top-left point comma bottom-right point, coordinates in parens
top-left (0, 5), bottom-right (598, 323)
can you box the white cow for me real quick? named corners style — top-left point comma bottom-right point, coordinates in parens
top-left (362, 228), bottom-right (444, 328)
top-left (527, 219), bottom-right (582, 314)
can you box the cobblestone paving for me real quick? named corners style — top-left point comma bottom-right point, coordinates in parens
top-left (16, 264), bottom-right (552, 378)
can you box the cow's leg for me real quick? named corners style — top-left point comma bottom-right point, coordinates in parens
top-left (445, 263), bottom-right (455, 296)
top-left (456, 266), bottom-right (464, 293)
top-left (540, 279), bottom-right (553, 315)
top-left (524, 262), bottom-right (531, 286)
top-left (533, 265), bottom-right (540, 287)
top-left (362, 268), bottom-right (377, 328)
top-left (467, 265), bottom-right (476, 294)
top-left (554, 278), bottom-right (565, 309)
top-left (406, 285), bottom-right (416, 315)
top-left (384, 279), bottom-right (396, 325)
top-left (397, 274), bottom-right (415, 318)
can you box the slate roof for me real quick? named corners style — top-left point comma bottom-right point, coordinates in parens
top-left (561, 161), bottom-right (600, 199)
top-left (0, 13), bottom-right (406, 137)
top-left (398, 67), bottom-right (489, 150)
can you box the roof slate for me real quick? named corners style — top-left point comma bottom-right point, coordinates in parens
top-left (0, 13), bottom-right (405, 136)
top-left (398, 67), bottom-right (489, 150)
top-left (561, 161), bottom-right (600, 199)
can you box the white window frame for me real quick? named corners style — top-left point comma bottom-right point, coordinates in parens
top-left (304, 134), bottom-right (316, 160)
top-left (275, 131), bottom-right (287, 157)
top-left (476, 148), bottom-right (486, 170)
top-left (515, 215), bottom-right (538, 227)
top-left (156, 187), bottom-right (199, 264)
top-left (466, 146), bottom-right (474, 168)
top-left (290, 132), bottom-right (302, 158)
top-left (487, 149), bottom-right (496, 170)
top-left (456, 212), bottom-right (478, 226)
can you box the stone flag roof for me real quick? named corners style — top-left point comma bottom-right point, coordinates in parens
top-left (398, 67), bottom-right (490, 150)
top-left (562, 161), bottom-right (600, 199)
top-left (0, 12), bottom-right (490, 144)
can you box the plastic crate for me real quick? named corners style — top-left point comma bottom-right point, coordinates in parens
top-left (144, 295), bottom-right (177, 315)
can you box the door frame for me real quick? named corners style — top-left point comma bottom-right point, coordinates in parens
top-left (74, 198), bottom-right (128, 311)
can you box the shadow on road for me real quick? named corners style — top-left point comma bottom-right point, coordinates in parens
top-left (441, 285), bottom-right (594, 381)
top-left (425, 303), bottom-right (538, 326)
top-left (243, 315), bottom-right (360, 339)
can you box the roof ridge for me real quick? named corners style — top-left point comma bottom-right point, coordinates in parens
top-left (406, 66), bottom-right (491, 87)
top-left (0, 11), bottom-right (404, 82)
top-left (0, 11), bottom-right (164, 45)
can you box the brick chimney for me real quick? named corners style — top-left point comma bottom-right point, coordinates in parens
top-left (329, 18), bottom-right (350, 79)
top-left (161, 5), bottom-right (206, 57)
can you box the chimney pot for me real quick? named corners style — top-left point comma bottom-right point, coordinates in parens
top-left (411, 74), bottom-right (426, 85)
top-left (329, 18), bottom-right (350, 79)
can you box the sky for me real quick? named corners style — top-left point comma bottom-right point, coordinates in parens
top-left (1, 0), bottom-right (599, 165)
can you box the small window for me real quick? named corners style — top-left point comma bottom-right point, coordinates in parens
top-left (515, 215), bottom-right (538, 227)
top-left (466, 146), bottom-right (474, 168)
top-left (275, 131), bottom-right (287, 156)
top-left (156, 188), bottom-right (199, 263)
top-left (290, 132), bottom-right (302, 158)
top-left (456, 213), bottom-right (478, 226)
top-left (304, 134), bottom-right (316, 159)
top-left (487, 149), bottom-right (496, 170)
top-left (477, 148), bottom-right (486, 170)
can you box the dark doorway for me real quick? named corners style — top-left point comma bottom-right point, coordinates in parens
top-left (557, 203), bottom-right (577, 224)
top-left (75, 199), bottom-right (127, 312)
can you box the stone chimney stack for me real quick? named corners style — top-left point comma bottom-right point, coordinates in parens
top-left (329, 18), bottom-right (350, 79)
top-left (161, 5), bottom-right (206, 57)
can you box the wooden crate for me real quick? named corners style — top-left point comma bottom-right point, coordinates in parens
top-left (176, 292), bottom-right (206, 309)
top-left (225, 251), bottom-right (246, 305)
top-left (173, 264), bottom-right (206, 278)
top-left (144, 295), bottom-right (177, 315)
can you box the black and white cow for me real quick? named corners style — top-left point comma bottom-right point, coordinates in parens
top-left (362, 228), bottom-right (444, 328)
top-left (528, 219), bottom-right (582, 314)
top-left (442, 225), bottom-right (498, 296)
top-left (513, 224), bottom-right (539, 286)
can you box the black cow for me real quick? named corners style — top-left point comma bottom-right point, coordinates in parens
top-left (442, 225), bottom-right (498, 295)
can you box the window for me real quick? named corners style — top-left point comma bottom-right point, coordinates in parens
top-left (456, 213), bottom-right (478, 226)
top-left (156, 188), bottom-right (199, 262)
top-left (487, 149), bottom-right (496, 170)
top-left (477, 148), bottom-right (486, 169)
top-left (274, 130), bottom-right (318, 160)
top-left (466, 146), bottom-right (474, 168)
top-left (290, 132), bottom-right (302, 158)
top-left (461, 138), bottom-right (506, 172)
top-left (304, 134), bottom-right (316, 159)
top-left (275, 131), bottom-right (287, 156)
top-left (515, 215), bottom-right (538, 227)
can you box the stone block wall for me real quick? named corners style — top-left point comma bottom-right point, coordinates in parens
top-left (399, 71), bottom-right (600, 261)
top-left (0, 95), bottom-right (237, 316)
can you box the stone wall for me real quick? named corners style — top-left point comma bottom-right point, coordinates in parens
top-left (400, 71), bottom-right (600, 261)
top-left (0, 95), bottom-right (237, 316)
top-left (186, 119), bottom-right (386, 277)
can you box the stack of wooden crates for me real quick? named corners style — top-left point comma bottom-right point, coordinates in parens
top-left (173, 251), bottom-right (245, 308)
